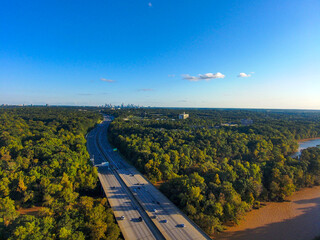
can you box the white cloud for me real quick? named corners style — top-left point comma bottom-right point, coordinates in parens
top-left (100, 78), bottom-right (115, 83)
top-left (199, 72), bottom-right (225, 80)
top-left (148, 2), bottom-right (152, 7)
top-left (238, 72), bottom-right (252, 78)
top-left (183, 72), bottom-right (225, 82)
top-left (182, 74), bottom-right (200, 81)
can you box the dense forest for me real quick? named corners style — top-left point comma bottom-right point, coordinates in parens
top-left (106, 108), bottom-right (320, 235)
top-left (0, 107), bottom-right (121, 240)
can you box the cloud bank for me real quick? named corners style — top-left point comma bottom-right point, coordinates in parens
top-left (183, 72), bottom-right (225, 82)
top-left (100, 78), bottom-right (115, 83)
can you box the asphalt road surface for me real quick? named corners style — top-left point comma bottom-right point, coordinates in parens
top-left (87, 127), bottom-right (162, 240)
top-left (87, 115), bottom-right (211, 240)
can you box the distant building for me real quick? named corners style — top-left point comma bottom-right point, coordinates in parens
top-left (178, 112), bottom-right (189, 119)
top-left (241, 119), bottom-right (253, 126)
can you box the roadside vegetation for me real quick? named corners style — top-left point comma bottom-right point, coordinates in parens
top-left (0, 107), bottom-right (121, 240)
top-left (106, 108), bottom-right (320, 235)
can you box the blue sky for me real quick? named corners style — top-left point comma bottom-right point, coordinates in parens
top-left (1, 0), bottom-right (320, 109)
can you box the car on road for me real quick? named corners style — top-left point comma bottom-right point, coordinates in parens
top-left (177, 223), bottom-right (185, 227)
top-left (120, 216), bottom-right (125, 220)
top-left (162, 219), bottom-right (167, 223)
top-left (138, 217), bottom-right (143, 222)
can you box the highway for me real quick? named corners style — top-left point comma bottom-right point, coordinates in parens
top-left (87, 126), bottom-right (163, 240)
top-left (87, 115), bottom-right (212, 240)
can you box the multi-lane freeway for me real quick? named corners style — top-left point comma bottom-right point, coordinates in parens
top-left (87, 115), bottom-right (211, 240)
top-left (87, 126), bottom-right (162, 240)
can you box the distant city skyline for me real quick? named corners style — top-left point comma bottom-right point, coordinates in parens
top-left (1, 0), bottom-right (320, 109)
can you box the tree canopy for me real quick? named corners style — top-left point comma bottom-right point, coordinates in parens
top-left (105, 108), bottom-right (320, 235)
top-left (0, 107), bottom-right (120, 240)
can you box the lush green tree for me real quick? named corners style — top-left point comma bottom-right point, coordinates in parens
top-left (0, 197), bottom-right (19, 227)
top-left (0, 107), bottom-right (120, 240)
top-left (106, 107), bottom-right (320, 234)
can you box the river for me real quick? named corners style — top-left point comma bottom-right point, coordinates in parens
top-left (215, 138), bottom-right (320, 240)
top-left (215, 186), bottom-right (320, 240)
top-left (291, 138), bottom-right (320, 158)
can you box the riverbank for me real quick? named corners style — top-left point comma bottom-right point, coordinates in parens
top-left (214, 186), bottom-right (320, 240)
top-left (298, 137), bottom-right (320, 143)
top-left (291, 137), bottom-right (320, 158)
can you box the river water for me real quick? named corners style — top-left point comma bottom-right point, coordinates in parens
top-left (291, 138), bottom-right (320, 158)
top-left (215, 138), bottom-right (320, 240)
top-left (215, 186), bottom-right (320, 240)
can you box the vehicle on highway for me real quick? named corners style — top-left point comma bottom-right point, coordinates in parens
top-left (120, 216), bottom-right (125, 220)
top-left (177, 224), bottom-right (185, 228)
top-left (162, 219), bottom-right (167, 223)
top-left (138, 217), bottom-right (143, 222)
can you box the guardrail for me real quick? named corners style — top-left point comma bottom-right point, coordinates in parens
top-left (95, 129), bottom-right (166, 240)
top-left (95, 115), bottom-right (213, 240)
